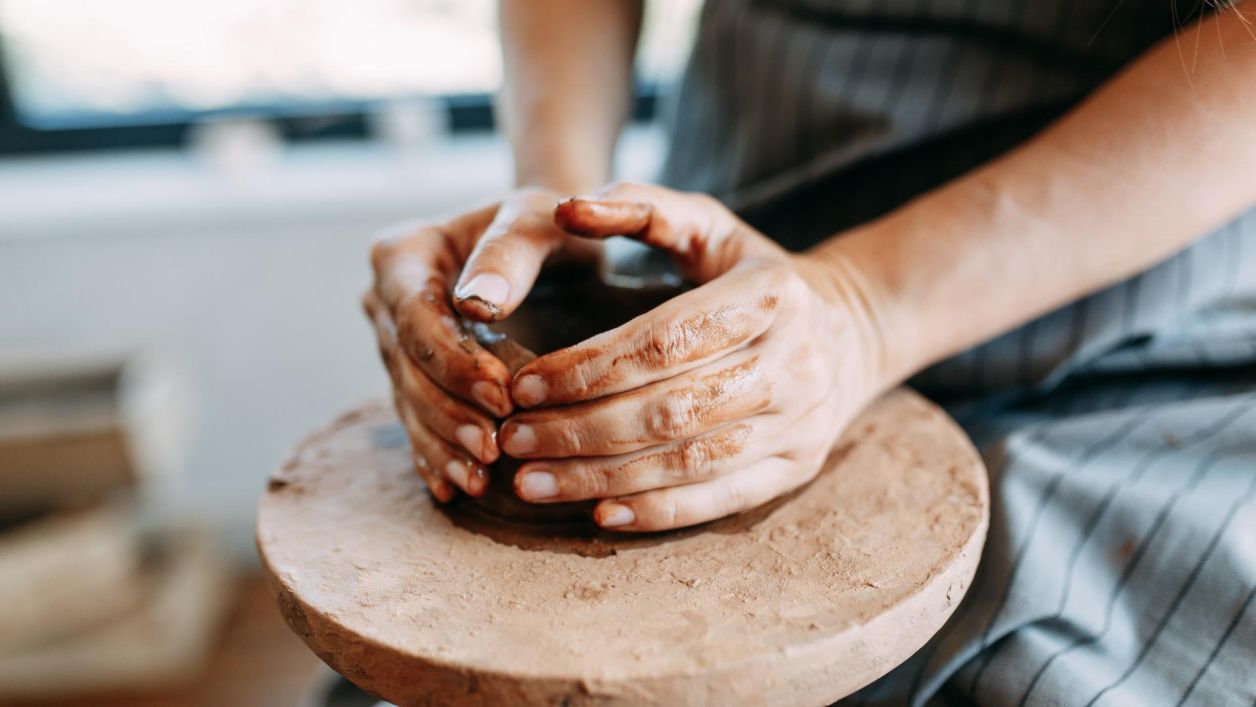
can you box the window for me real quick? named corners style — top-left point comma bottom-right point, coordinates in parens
top-left (0, 0), bottom-right (702, 153)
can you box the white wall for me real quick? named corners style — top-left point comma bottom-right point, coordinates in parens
top-left (0, 129), bottom-right (664, 561)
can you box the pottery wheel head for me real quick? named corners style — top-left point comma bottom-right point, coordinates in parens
top-left (258, 386), bottom-right (989, 706)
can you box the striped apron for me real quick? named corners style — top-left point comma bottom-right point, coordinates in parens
top-left (660, 1), bottom-right (1256, 704)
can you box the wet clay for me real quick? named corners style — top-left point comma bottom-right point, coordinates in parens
top-left (460, 275), bottom-right (680, 526)
top-left (258, 389), bottom-right (989, 706)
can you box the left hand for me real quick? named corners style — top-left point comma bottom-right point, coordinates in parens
top-left (499, 183), bottom-right (893, 531)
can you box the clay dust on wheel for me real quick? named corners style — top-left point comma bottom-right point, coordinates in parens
top-left (257, 389), bottom-right (988, 706)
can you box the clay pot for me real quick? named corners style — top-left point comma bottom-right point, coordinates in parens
top-left (458, 273), bottom-right (681, 527)
top-left (258, 266), bottom-right (990, 706)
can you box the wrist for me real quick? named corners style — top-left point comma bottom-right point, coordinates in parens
top-left (513, 168), bottom-right (607, 196)
top-left (795, 234), bottom-right (921, 392)
top-left (512, 137), bottom-right (613, 195)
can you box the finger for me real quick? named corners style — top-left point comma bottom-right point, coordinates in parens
top-left (365, 293), bottom-right (500, 464)
top-left (371, 213), bottom-right (515, 417)
top-left (592, 457), bottom-right (801, 532)
top-left (370, 242), bottom-right (514, 417)
top-left (395, 393), bottom-right (489, 498)
top-left (501, 349), bottom-right (773, 459)
top-left (510, 263), bottom-right (785, 408)
top-left (554, 182), bottom-right (779, 281)
top-left (397, 360), bottom-right (501, 464)
top-left (553, 183), bottom-right (735, 269)
top-left (512, 422), bottom-right (757, 502)
top-left (371, 205), bottom-right (495, 305)
top-left (390, 394), bottom-right (453, 502)
top-left (394, 282), bottom-right (515, 417)
top-left (452, 189), bottom-right (568, 322)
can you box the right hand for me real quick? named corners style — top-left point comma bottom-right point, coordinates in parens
top-left (362, 188), bottom-right (599, 502)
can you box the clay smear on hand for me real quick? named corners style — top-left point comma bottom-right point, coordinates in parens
top-left (455, 274), bottom-right (685, 528)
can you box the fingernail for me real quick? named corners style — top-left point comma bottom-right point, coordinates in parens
top-left (444, 460), bottom-right (470, 491)
top-left (472, 381), bottom-right (509, 416)
top-left (455, 425), bottom-right (484, 458)
top-left (456, 273), bottom-right (510, 308)
top-left (514, 374), bottom-right (547, 407)
top-left (469, 466), bottom-right (489, 496)
top-left (597, 503), bottom-right (635, 528)
top-left (502, 424), bottom-right (537, 456)
top-left (430, 478), bottom-right (454, 502)
top-left (518, 471), bottom-right (558, 500)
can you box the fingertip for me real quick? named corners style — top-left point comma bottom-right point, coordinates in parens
top-left (554, 198), bottom-right (652, 239)
top-left (452, 297), bottom-right (499, 322)
top-left (455, 424), bottom-right (500, 464)
top-left (453, 272), bottom-right (511, 322)
top-left (514, 468), bottom-right (560, 502)
top-left (468, 466), bottom-right (490, 497)
top-left (511, 373), bottom-right (547, 408)
top-left (551, 198), bottom-right (586, 233)
top-left (444, 458), bottom-right (489, 497)
top-left (429, 477), bottom-right (456, 503)
top-left (483, 427), bottom-right (501, 465)
top-left (499, 420), bottom-right (538, 457)
top-left (594, 501), bottom-right (636, 529)
top-left (472, 380), bottom-right (513, 418)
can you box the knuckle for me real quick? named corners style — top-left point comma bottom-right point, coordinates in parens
top-left (646, 396), bottom-right (695, 440)
top-left (568, 358), bottom-right (598, 399)
top-left (677, 436), bottom-right (715, 481)
top-left (642, 318), bottom-right (686, 369)
top-left (721, 480), bottom-right (748, 513)
top-left (773, 263), bottom-right (810, 299)
top-left (654, 497), bottom-right (679, 529)
top-left (395, 322), bottom-right (440, 374)
top-left (559, 424), bottom-right (584, 456)
top-left (583, 465), bottom-right (613, 498)
top-left (792, 343), bottom-right (830, 393)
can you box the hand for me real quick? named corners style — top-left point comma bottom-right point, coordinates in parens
top-left (500, 183), bottom-right (893, 531)
top-left (364, 188), bottom-right (600, 502)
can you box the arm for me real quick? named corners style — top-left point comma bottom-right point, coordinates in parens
top-left (443, 0), bottom-right (643, 318)
top-left (813, 1), bottom-right (1256, 385)
top-left (498, 0), bottom-right (643, 193)
top-left (362, 2), bottom-right (642, 501)
top-left (499, 4), bottom-right (1256, 531)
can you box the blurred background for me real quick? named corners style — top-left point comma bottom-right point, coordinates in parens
top-left (0, 1), bottom-right (700, 704)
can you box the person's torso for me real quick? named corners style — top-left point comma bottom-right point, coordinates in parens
top-left (661, 0), bottom-right (1256, 400)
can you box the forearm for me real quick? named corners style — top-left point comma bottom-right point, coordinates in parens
top-left (813, 2), bottom-right (1256, 383)
top-left (498, 0), bottom-right (642, 193)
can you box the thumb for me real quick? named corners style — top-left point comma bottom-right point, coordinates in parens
top-left (452, 195), bottom-right (567, 322)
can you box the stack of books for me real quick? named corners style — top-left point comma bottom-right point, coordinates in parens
top-left (0, 354), bottom-right (231, 700)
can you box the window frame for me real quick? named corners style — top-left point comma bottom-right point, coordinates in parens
top-left (0, 36), bottom-right (659, 156)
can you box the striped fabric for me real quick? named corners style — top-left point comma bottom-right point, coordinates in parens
top-left (659, 1), bottom-right (1256, 705)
